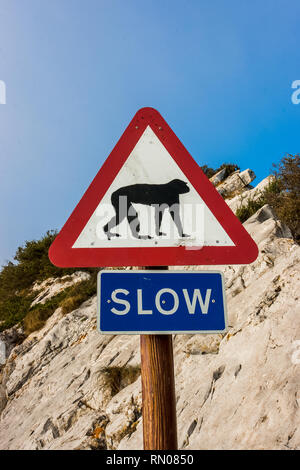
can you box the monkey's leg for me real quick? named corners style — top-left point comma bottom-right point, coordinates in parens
top-left (155, 205), bottom-right (167, 237)
top-left (127, 203), bottom-right (152, 240)
top-left (103, 196), bottom-right (126, 239)
top-left (103, 215), bottom-right (121, 240)
top-left (170, 204), bottom-right (189, 238)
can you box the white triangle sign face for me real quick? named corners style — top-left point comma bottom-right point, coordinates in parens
top-left (49, 108), bottom-right (258, 267)
top-left (73, 126), bottom-right (234, 250)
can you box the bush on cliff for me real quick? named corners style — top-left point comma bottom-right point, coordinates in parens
top-left (22, 272), bottom-right (97, 335)
top-left (265, 154), bottom-right (300, 242)
top-left (0, 231), bottom-right (96, 332)
top-left (236, 154), bottom-right (300, 243)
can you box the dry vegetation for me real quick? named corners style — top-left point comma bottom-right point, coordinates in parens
top-left (100, 366), bottom-right (141, 396)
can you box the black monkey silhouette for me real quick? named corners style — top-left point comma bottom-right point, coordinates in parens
top-left (103, 179), bottom-right (190, 240)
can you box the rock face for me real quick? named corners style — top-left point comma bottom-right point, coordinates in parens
top-left (209, 168), bottom-right (227, 186)
top-left (0, 326), bottom-right (25, 360)
top-left (0, 185), bottom-right (299, 449)
top-left (31, 271), bottom-right (91, 307)
top-left (226, 176), bottom-right (274, 214)
top-left (217, 169), bottom-right (256, 198)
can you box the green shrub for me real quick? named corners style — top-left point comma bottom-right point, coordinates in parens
top-left (216, 163), bottom-right (240, 178)
top-left (22, 289), bottom-right (67, 335)
top-left (236, 198), bottom-right (265, 223)
top-left (0, 231), bottom-right (97, 332)
top-left (264, 154), bottom-right (300, 241)
top-left (0, 291), bottom-right (35, 331)
top-left (0, 230), bottom-right (96, 295)
top-left (60, 275), bottom-right (97, 314)
top-left (236, 178), bottom-right (282, 223)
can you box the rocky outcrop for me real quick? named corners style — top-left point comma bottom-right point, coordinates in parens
top-left (0, 201), bottom-right (299, 450)
top-left (31, 271), bottom-right (91, 307)
top-left (209, 168), bottom-right (227, 186)
top-left (217, 169), bottom-right (256, 198)
top-left (226, 175), bottom-right (274, 214)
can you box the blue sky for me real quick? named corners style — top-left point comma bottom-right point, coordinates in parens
top-left (0, 0), bottom-right (299, 266)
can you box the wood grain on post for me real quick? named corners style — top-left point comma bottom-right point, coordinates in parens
top-left (140, 266), bottom-right (178, 450)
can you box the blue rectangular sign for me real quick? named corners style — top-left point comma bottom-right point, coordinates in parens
top-left (98, 270), bottom-right (227, 334)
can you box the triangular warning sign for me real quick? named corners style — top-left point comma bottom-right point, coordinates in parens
top-left (49, 107), bottom-right (258, 267)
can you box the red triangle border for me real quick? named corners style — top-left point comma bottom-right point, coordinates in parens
top-left (49, 107), bottom-right (258, 267)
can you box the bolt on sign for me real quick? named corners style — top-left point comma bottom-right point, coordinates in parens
top-left (49, 107), bottom-right (258, 268)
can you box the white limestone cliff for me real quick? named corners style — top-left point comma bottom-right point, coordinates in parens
top-left (0, 173), bottom-right (299, 450)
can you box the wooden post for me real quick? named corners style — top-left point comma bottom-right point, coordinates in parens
top-left (140, 266), bottom-right (178, 450)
